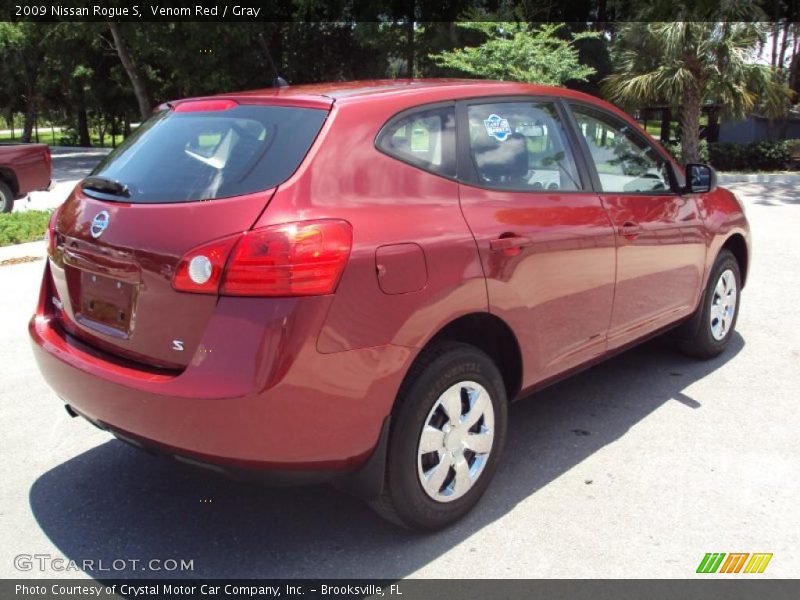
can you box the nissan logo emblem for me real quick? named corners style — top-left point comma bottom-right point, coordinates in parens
top-left (90, 211), bottom-right (110, 238)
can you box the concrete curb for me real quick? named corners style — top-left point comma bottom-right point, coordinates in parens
top-left (50, 147), bottom-right (112, 157)
top-left (718, 172), bottom-right (800, 184)
top-left (0, 240), bottom-right (46, 265)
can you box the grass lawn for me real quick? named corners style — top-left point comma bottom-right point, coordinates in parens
top-left (0, 130), bottom-right (125, 148)
top-left (0, 210), bottom-right (51, 247)
top-left (642, 123), bottom-right (662, 138)
top-left (0, 130), bottom-right (60, 146)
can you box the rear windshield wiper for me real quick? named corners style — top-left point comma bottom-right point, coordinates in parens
top-left (82, 176), bottom-right (130, 198)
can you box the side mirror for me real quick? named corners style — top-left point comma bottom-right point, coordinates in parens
top-left (684, 163), bottom-right (717, 194)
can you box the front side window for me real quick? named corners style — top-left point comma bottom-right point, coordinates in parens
top-left (466, 101), bottom-right (582, 191)
top-left (376, 105), bottom-right (456, 178)
top-left (571, 105), bottom-right (673, 194)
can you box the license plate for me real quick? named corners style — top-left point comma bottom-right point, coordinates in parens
top-left (79, 271), bottom-right (135, 336)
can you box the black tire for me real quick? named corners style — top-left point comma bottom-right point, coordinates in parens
top-left (370, 342), bottom-right (508, 530)
top-left (0, 180), bottom-right (13, 213)
top-left (678, 249), bottom-right (741, 359)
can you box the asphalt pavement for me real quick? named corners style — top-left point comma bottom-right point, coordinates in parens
top-left (0, 182), bottom-right (797, 579)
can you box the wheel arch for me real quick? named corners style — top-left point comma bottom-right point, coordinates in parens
top-left (721, 233), bottom-right (749, 288)
top-left (408, 312), bottom-right (523, 404)
top-left (0, 167), bottom-right (19, 197)
top-left (338, 313), bottom-right (522, 503)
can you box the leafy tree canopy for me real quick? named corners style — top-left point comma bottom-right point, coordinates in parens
top-left (429, 22), bottom-right (599, 86)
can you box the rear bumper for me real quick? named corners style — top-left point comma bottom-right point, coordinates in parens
top-left (63, 401), bottom-right (391, 491)
top-left (29, 278), bottom-right (412, 479)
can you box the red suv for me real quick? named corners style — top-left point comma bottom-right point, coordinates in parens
top-left (30, 80), bottom-right (750, 529)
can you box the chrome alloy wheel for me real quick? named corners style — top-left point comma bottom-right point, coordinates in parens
top-left (417, 381), bottom-right (495, 503)
top-left (710, 268), bottom-right (737, 341)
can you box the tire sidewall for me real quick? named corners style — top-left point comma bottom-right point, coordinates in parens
top-left (387, 345), bottom-right (508, 529)
top-left (697, 251), bottom-right (741, 354)
top-left (0, 181), bottom-right (12, 213)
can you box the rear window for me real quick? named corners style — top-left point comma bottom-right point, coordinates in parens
top-left (88, 104), bottom-right (327, 203)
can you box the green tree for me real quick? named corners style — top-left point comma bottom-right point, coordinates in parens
top-left (428, 22), bottom-right (598, 86)
top-left (108, 22), bottom-right (152, 122)
top-left (0, 23), bottom-right (50, 142)
top-left (40, 23), bottom-right (104, 146)
top-left (604, 19), bottom-right (793, 164)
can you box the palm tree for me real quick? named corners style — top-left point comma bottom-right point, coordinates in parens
top-left (603, 20), bottom-right (792, 164)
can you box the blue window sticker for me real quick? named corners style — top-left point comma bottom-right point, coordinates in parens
top-left (483, 114), bottom-right (512, 141)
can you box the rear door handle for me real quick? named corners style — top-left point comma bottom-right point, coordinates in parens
top-left (618, 221), bottom-right (641, 238)
top-left (490, 236), bottom-right (533, 251)
top-left (490, 235), bottom-right (533, 255)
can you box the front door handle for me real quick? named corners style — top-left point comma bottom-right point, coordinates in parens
top-left (618, 221), bottom-right (641, 239)
top-left (490, 235), bottom-right (532, 256)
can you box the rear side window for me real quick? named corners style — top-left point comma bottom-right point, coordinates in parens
top-left (88, 104), bottom-right (327, 203)
top-left (376, 105), bottom-right (456, 178)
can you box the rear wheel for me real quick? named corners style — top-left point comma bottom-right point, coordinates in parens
top-left (370, 342), bottom-right (507, 530)
top-left (679, 249), bottom-right (741, 358)
top-left (0, 181), bottom-right (13, 213)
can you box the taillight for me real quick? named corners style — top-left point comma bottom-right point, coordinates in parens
top-left (45, 207), bottom-right (60, 257)
top-left (223, 220), bottom-right (352, 296)
top-left (172, 220), bottom-right (352, 297)
top-left (172, 235), bottom-right (240, 294)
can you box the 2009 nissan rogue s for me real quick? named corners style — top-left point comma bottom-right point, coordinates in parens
top-left (30, 79), bottom-right (750, 529)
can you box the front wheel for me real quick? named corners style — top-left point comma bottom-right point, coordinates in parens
top-left (679, 249), bottom-right (741, 358)
top-left (370, 342), bottom-right (508, 530)
top-left (0, 181), bottom-right (14, 213)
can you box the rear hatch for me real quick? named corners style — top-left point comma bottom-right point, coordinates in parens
top-left (48, 100), bottom-right (329, 369)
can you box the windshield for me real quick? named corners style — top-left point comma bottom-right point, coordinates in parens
top-left (88, 104), bottom-right (328, 203)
